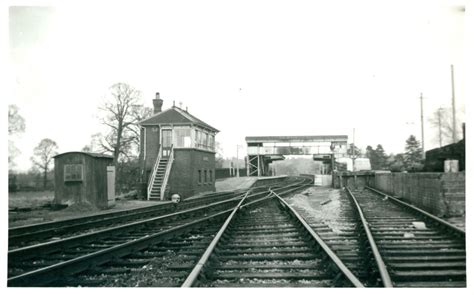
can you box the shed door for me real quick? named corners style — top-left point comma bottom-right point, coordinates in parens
top-left (162, 129), bottom-right (172, 158)
top-left (107, 166), bottom-right (116, 205)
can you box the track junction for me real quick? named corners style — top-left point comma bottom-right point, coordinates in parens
top-left (7, 177), bottom-right (465, 287)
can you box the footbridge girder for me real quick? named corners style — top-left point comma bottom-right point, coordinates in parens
top-left (245, 135), bottom-right (348, 176)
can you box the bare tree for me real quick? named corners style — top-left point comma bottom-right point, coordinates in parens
top-left (98, 83), bottom-right (150, 166)
top-left (429, 106), bottom-right (464, 147)
top-left (215, 141), bottom-right (225, 168)
top-left (128, 106), bottom-right (153, 153)
top-left (8, 105), bottom-right (26, 170)
top-left (8, 105), bottom-right (26, 134)
top-left (82, 133), bottom-right (105, 153)
top-left (31, 138), bottom-right (58, 189)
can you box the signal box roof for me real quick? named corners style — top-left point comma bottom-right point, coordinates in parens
top-left (139, 106), bottom-right (219, 133)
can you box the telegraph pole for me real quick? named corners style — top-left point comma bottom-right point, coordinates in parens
top-left (451, 65), bottom-right (457, 143)
top-left (236, 88), bottom-right (243, 177)
top-left (351, 128), bottom-right (355, 171)
top-left (419, 93), bottom-right (425, 158)
top-left (437, 107), bottom-right (443, 147)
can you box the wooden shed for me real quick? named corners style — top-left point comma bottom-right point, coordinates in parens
top-left (54, 152), bottom-right (115, 209)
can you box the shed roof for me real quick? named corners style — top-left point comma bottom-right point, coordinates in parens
top-left (54, 151), bottom-right (114, 159)
top-left (139, 106), bottom-right (219, 132)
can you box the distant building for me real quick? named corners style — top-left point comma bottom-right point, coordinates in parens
top-left (354, 158), bottom-right (372, 171)
top-left (139, 93), bottom-right (219, 200)
top-left (424, 123), bottom-right (465, 172)
top-left (334, 157), bottom-right (371, 172)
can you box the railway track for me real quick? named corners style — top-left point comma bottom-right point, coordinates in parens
top-left (9, 179), bottom-right (301, 249)
top-left (181, 190), bottom-right (363, 287)
top-left (284, 187), bottom-right (377, 286)
top-left (346, 187), bottom-right (466, 287)
top-left (16, 178), bottom-right (461, 288)
top-left (54, 222), bottom-right (225, 287)
top-left (8, 179), bottom-right (310, 287)
top-left (8, 190), bottom-right (241, 249)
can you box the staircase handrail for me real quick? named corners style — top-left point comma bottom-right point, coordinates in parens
top-left (147, 144), bottom-right (162, 200)
top-left (160, 144), bottom-right (174, 200)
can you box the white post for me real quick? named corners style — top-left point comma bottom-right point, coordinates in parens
top-left (352, 128), bottom-right (356, 171)
top-left (107, 166), bottom-right (116, 207)
top-left (451, 65), bottom-right (457, 143)
top-left (420, 93), bottom-right (425, 158)
top-left (236, 145), bottom-right (242, 177)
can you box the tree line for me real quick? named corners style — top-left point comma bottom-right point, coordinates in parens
top-left (8, 83), bottom-right (463, 192)
top-left (9, 83), bottom-right (150, 193)
top-left (362, 135), bottom-right (423, 172)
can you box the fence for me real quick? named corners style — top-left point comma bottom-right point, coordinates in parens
top-left (215, 168), bottom-right (248, 179)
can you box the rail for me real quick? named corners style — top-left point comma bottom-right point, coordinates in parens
top-left (147, 144), bottom-right (163, 200)
top-left (272, 190), bottom-right (365, 288)
top-left (345, 187), bottom-right (393, 287)
top-left (160, 144), bottom-right (174, 200)
top-left (9, 181), bottom-right (305, 287)
top-left (8, 208), bottom-right (234, 287)
top-left (182, 185), bottom-right (363, 288)
top-left (9, 184), bottom-right (299, 263)
top-left (9, 191), bottom-right (236, 236)
top-left (365, 186), bottom-right (465, 237)
top-left (9, 180), bottom-right (307, 256)
top-left (8, 191), bottom-right (239, 248)
top-left (8, 192), bottom-right (251, 263)
top-left (182, 189), bottom-right (255, 287)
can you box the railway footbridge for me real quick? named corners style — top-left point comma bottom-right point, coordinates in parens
top-left (245, 135), bottom-right (348, 177)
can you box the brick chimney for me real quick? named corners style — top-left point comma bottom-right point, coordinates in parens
top-left (152, 92), bottom-right (163, 114)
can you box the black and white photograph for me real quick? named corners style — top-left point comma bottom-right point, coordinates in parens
top-left (3, 0), bottom-right (471, 290)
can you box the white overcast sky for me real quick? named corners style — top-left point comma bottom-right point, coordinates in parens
top-left (4, 0), bottom-right (470, 172)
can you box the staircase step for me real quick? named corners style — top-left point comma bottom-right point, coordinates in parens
top-left (149, 158), bottom-right (172, 202)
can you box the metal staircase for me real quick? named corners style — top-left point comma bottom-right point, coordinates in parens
top-left (148, 158), bottom-right (169, 200)
top-left (148, 145), bottom-right (174, 201)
